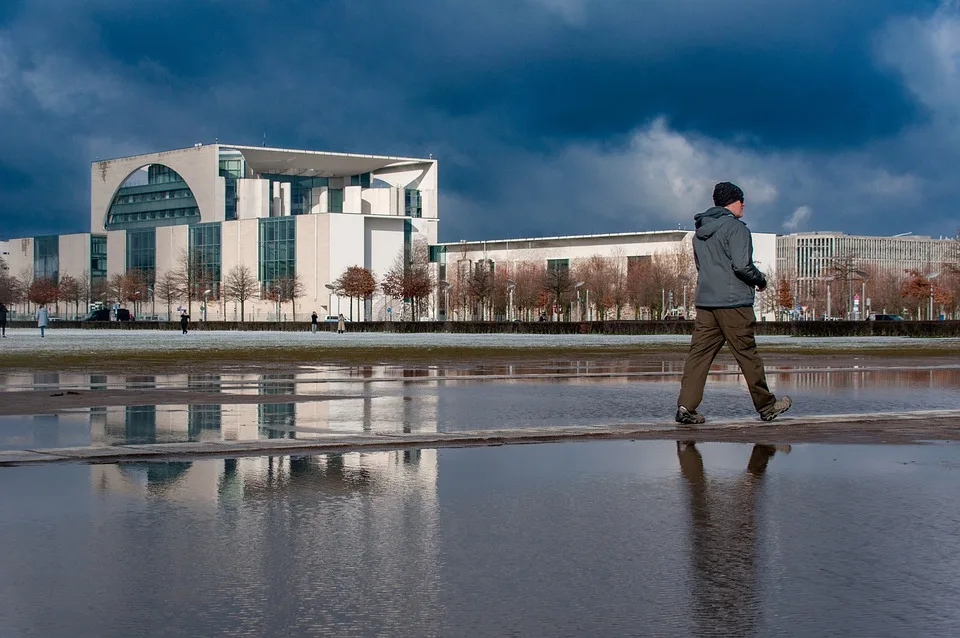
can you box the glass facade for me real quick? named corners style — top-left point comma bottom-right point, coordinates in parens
top-left (189, 223), bottom-right (222, 297)
top-left (219, 154), bottom-right (244, 221)
top-left (405, 188), bottom-right (422, 218)
top-left (349, 173), bottom-right (372, 188)
top-left (547, 258), bottom-right (570, 276)
top-left (126, 228), bottom-right (156, 284)
top-left (106, 164), bottom-right (200, 230)
top-left (33, 235), bottom-right (59, 284)
top-left (260, 174), bottom-right (329, 216)
top-left (328, 188), bottom-right (344, 213)
top-left (258, 375), bottom-right (296, 439)
top-left (258, 217), bottom-right (296, 289)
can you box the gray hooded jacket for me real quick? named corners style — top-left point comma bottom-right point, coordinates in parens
top-left (692, 206), bottom-right (766, 309)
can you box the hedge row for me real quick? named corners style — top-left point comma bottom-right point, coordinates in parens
top-left (7, 320), bottom-right (960, 337)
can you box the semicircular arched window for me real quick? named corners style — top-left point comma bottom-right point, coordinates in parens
top-left (105, 164), bottom-right (200, 231)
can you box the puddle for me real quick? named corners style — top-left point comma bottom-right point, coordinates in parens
top-left (0, 440), bottom-right (958, 636)
top-left (1, 364), bottom-right (960, 449)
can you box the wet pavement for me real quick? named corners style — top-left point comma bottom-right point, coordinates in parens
top-left (0, 363), bottom-right (959, 450)
top-left (1, 440), bottom-right (958, 637)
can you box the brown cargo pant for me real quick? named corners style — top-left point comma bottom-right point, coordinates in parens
top-left (677, 306), bottom-right (776, 414)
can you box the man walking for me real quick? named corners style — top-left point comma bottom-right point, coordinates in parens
top-left (180, 310), bottom-right (190, 335)
top-left (311, 311), bottom-right (319, 334)
top-left (676, 182), bottom-right (791, 424)
top-left (0, 302), bottom-right (7, 338)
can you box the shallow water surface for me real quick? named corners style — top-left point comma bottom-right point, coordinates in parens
top-left (1, 365), bottom-right (959, 449)
top-left (1, 441), bottom-right (959, 636)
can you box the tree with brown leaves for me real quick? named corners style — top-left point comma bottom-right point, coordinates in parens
top-left (334, 266), bottom-right (377, 321)
top-left (900, 269), bottom-right (953, 319)
top-left (28, 278), bottom-right (59, 307)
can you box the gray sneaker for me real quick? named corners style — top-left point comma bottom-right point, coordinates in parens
top-left (760, 396), bottom-right (792, 422)
top-left (675, 406), bottom-right (706, 425)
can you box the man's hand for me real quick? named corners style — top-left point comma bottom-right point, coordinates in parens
top-left (756, 279), bottom-right (767, 292)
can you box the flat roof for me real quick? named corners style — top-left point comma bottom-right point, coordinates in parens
top-left (437, 229), bottom-right (696, 247)
top-left (93, 143), bottom-right (434, 177)
top-left (224, 144), bottom-right (433, 177)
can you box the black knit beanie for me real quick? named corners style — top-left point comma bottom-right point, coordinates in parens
top-left (713, 182), bottom-right (744, 207)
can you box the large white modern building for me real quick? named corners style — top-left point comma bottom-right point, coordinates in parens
top-left (2, 143), bottom-right (439, 320)
top-left (2, 142), bottom-right (955, 322)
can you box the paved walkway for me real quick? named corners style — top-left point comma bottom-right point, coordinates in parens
top-left (2, 409), bottom-right (959, 466)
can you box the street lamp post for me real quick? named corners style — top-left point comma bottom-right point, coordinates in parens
top-left (506, 279), bottom-right (516, 322)
top-left (324, 283), bottom-right (334, 317)
top-left (927, 272), bottom-right (941, 320)
top-left (439, 281), bottom-right (450, 321)
top-left (823, 276), bottom-right (835, 319)
top-left (574, 281), bottom-right (584, 321)
top-left (203, 289), bottom-right (212, 322)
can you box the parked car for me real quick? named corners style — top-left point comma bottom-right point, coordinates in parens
top-left (323, 315), bottom-right (349, 322)
top-left (869, 313), bottom-right (904, 321)
top-left (81, 308), bottom-right (135, 322)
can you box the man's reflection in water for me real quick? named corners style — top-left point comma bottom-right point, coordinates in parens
top-left (676, 441), bottom-right (787, 637)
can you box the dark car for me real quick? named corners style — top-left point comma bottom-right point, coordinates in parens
top-left (869, 313), bottom-right (904, 321)
top-left (81, 308), bottom-right (135, 322)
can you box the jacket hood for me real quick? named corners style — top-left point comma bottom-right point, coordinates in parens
top-left (694, 206), bottom-right (735, 240)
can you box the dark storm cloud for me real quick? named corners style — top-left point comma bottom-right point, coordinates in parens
top-left (0, 0), bottom-right (952, 242)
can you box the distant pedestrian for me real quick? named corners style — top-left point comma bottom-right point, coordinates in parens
top-left (0, 302), bottom-right (7, 338)
top-left (676, 182), bottom-right (792, 424)
top-left (311, 311), bottom-right (318, 334)
top-left (35, 305), bottom-right (49, 338)
top-left (180, 310), bottom-right (190, 335)
top-left (337, 313), bottom-right (345, 334)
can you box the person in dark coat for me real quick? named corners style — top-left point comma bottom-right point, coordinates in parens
top-left (180, 310), bottom-right (190, 335)
top-left (676, 182), bottom-right (791, 424)
top-left (311, 311), bottom-right (319, 334)
top-left (0, 302), bottom-right (7, 338)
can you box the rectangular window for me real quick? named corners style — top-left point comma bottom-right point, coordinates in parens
top-left (125, 228), bottom-right (156, 284)
top-left (404, 188), bottom-right (422, 218)
top-left (328, 188), bottom-right (344, 213)
top-left (33, 235), bottom-right (59, 284)
top-left (258, 217), bottom-right (296, 291)
top-left (546, 258), bottom-right (569, 276)
top-left (189, 223), bottom-right (222, 298)
top-left (90, 235), bottom-right (107, 289)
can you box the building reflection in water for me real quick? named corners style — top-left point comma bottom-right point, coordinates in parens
top-left (677, 441), bottom-right (784, 637)
top-left (90, 448), bottom-right (441, 632)
top-left (79, 371), bottom-right (439, 446)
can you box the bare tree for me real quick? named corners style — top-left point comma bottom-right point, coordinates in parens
top-left (542, 261), bottom-right (574, 320)
top-left (223, 264), bottom-right (258, 321)
top-left (58, 274), bottom-right (84, 319)
top-left (154, 270), bottom-right (182, 320)
top-left (381, 239), bottom-right (434, 320)
top-left (513, 261), bottom-right (545, 321)
top-left (276, 273), bottom-right (307, 320)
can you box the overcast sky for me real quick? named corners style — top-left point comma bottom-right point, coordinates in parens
top-left (0, 0), bottom-right (957, 242)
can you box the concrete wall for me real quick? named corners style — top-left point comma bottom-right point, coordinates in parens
top-left (155, 225), bottom-right (188, 280)
top-left (58, 233), bottom-right (91, 282)
top-left (91, 144), bottom-right (221, 233)
top-left (106, 230), bottom-right (126, 281)
top-left (237, 178), bottom-right (269, 219)
top-left (295, 214), bottom-right (332, 317)
top-left (0, 237), bottom-right (33, 282)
